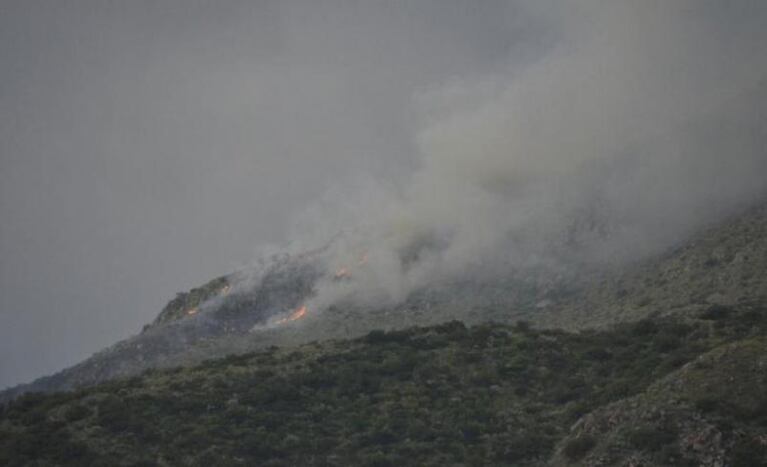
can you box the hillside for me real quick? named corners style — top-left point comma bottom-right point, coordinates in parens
top-left (535, 202), bottom-right (767, 330)
top-left (2, 301), bottom-right (766, 465)
top-left (2, 201), bottom-right (766, 404)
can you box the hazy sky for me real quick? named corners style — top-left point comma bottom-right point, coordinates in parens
top-left (0, 1), bottom-right (538, 388)
top-left (2, 1), bottom-right (766, 389)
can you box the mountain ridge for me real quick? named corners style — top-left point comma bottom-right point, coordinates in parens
top-left (2, 200), bottom-right (766, 404)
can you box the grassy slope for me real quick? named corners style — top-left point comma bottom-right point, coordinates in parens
top-left (2, 303), bottom-right (766, 466)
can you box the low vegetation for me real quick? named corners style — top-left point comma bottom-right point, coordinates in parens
top-left (1, 303), bottom-right (766, 466)
top-left (148, 276), bottom-right (229, 328)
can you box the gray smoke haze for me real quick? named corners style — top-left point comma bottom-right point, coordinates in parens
top-left (0, 0), bottom-right (526, 389)
top-left (278, 0), bottom-right (767, 316)
top-left (2, 1), bottom-right (766, 389)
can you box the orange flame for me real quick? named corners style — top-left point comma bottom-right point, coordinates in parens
top-left (187, 307), bottom-right (199, 316)
top-left (333, 252), bottom-right (368, 280)
top-left (220, 285), bottom-right (231, 295)
top-left (276, 305), bottom-right (308, 324)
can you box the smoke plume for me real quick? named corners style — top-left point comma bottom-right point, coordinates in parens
top-left (3, 0), bottom-right (767, 389)
top-left (258, 0), bottom-right (767, 317)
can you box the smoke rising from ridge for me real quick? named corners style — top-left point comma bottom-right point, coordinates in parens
top-left (268, 0), bottom-right (767, 316)
top-left (2, 1), bottom-right (767, 389)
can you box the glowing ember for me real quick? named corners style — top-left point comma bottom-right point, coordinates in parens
top-left (333, 252), bottom-right (368, 280)
top-left (276, 305), bottom-right (308, 324)
top-left (187, 307), bottom-right (199, 316)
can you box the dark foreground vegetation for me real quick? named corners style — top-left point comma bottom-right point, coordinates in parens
top-left (1, 303), bottom-right (766, 466)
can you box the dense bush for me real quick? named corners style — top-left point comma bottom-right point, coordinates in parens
top-left (2, 305), bottom-right (766, 465)
top-left (628, 425), bottom-right (677, 451)
top-left (563, 435), bottom-right (596, 461)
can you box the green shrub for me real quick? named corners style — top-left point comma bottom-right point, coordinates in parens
top-left (583, 348), bottom-right (612, 361)
top-left (633, 319), bottom-right (659, 336)
top-left (364, 450), bottom-right (398, 467)
top-left (695, 397), bottom-right (720, 413)
top-left (700, 305), bottom-right (734, 320)
top-left (563, 435), bottom-right (596, 461)
top-left (364, 330), bottom-right (390, 344)
top-left (63, 404), bottom-right (92, 422)
top-left (500, 431), bottom-right (553, 462)
top-left (730, 436), bottom-right (767, 467)
top-left (628, 425), bottom-right (677, 451)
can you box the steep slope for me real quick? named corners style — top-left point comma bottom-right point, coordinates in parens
top-left (552, 337), bottom-right (767, 466)
top-left (1, 302), bottom-right (766, 466)
top-left (2, 201), bottom-right (767, 403)
top-left (535, 202), bottom-right (767, 330)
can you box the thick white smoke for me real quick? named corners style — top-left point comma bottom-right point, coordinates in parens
top-left (254, 0), bottom-right (767, 317)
